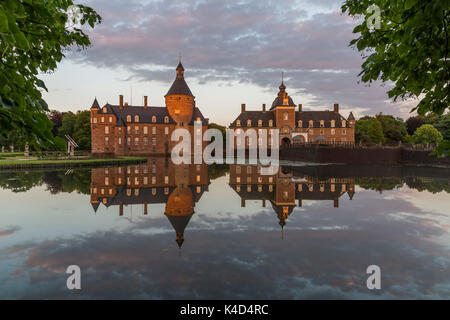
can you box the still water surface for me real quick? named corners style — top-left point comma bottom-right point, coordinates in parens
top-left (0, 159), bottom-right (449, 299)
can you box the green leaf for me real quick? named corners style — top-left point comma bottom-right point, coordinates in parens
top-left (0, 6), bottom-right (9, 32)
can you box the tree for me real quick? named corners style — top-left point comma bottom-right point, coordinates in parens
top-left (341, 1), bottom-right (449, 155)
top-left (73, 110), bottom-right (91, 150)
top-left (48, 110), bottom-right (64, 136)
top-left (412, 124), bottom-right (444, 145)
top-left (406, 116), bottom-right (425, 135)
top-left (355, 117), bottom-right (385, 144)
top-left (433, 113), bottom-right (450, 140)
top-left (0, 1), bottom-right (101, 149)
top-left (58, 112), bottom-right (76, 138)
top-left (375, 114), bottom-right (408, 143)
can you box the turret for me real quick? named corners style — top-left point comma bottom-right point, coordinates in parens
top-left (165, 59), bottom-right (195, 126)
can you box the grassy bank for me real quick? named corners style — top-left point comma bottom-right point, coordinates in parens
top-left (0, 155), bottom-right (148, 170)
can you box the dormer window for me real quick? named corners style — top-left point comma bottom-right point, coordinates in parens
top-left (134, 115), bottom-right (139, 122)
top-left (126, 115), bottom-right (131, 122)
top-left (298, 120), bottom-right (302, 127)
top-left (269, 120), bottom-right (273, 127)
top-left (247, 120), bottom-right (251, 127)
top-left (196, 117), bottom-right (201, 123)
top-left (309, 120), bottom-right (313, 127)
top-left (152, 116), bottom-right (156, 123)
top-left (342, 120), bottom-right (346, 127)
top-left (320, 120), bottom-right (324, 127)
top-left (331, 120), bottom-right (335, 128)
top-left (258, 120), bottom-right (262, 127)
top-left (102, 107), bottom-right (107, 113)
top-left (164, 116), bottom-right (169, 123)
top-left (236, 120), bottom-right (241, 127)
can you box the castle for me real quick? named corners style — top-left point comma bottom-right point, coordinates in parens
top-left (90, 61), bottom-right (209, 155)
top-left (229, 79), bottom-right (355, 147)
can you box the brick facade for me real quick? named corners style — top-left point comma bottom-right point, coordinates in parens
top-left (229, 81), bottom-right (356, 147)
top-left (90, 62), bottom-right (209, 156)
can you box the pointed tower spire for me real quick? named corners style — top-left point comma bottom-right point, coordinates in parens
top-left (91, 97), bottom-right (100, 109)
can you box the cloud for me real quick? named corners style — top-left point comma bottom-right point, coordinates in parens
top-left (70, 0), bottom-right (417, 118)
top-left (0, 226), bottom-right (21, 238)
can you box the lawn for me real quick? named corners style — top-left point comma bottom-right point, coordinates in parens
top-left (0, 155), bottom-right (148, 169)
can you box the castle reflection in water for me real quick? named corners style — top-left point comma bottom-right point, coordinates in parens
top-left (90, 159), bottom-right (355, 249)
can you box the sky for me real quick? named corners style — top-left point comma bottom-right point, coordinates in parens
top-left (40, 0), bottom-right (419, 126)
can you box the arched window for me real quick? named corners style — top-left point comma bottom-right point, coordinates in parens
top-left (247, 119), bottom-right (251, 127)
top-left (309, 120), bottom-right (313, 127)
top-left (269, 120), bottom-right (273, 127)
top-left (298, 120), bottom-right (302, 128)
top-left (320, 120), bottom-right (324, 127)
top-left (152, 116), bottom-right (156, 123)
top-left (126, 115), bottom-right (131, 122)
top-left (258, 120), bottom-right (262, 127)
top-left (164, 116), bottom-right (169, 123)
top-left (331, 120), bottom-right (335, 128)
top-left (102, 107), bottom-right (107, 113)
top-left (283, 112), bottom-right (288, 120)
top-left (134, 115), bottom-right (139, 122)
top-left (236, 120), bottom-right (241, 127)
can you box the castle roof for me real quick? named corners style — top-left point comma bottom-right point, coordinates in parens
top-left (165, 61), bottom-right (194, 97)
top-left (229, 110), bottom-right (276, 128)
top-left (348, 112), bottom-right (355, 121)
top-left (97, 103), bottom-right (208, 126)
top-left (91, 97), bottom-right (100, 109)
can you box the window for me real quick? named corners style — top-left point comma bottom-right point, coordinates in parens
top-left (134, 137), bottom-right (139, 145)
top-left (298, 120), bottom-right (302, 128)
top-left (109, 116), bottom-right (113, 123)
top-left (331, 184), bottom-right (335, 192)
top-left (152, 177), bottom-right (156, 184)
top-left (320, 184), bottom-right (324, 192)
top-left (258, 120), bottom-right (262, 127)
top-left (152, 116), bottom-right (156, 123)
top-left (144, 126), bottom-right (148, 134)
top-left (283, 112), bottom-right (288, 121)
top-left (152, 127), bottom-right (156, 134)
top-left (269, 120), bottom-right (273, 127)
top-left (164, 116), bottom-right (169, 123)
top-left (342, 120), bottom-right (346, 127)
top-left (104, 137), bottom-right (109, 145)
top-left (309, 120), bottom-right (313, 127)
top-left (331, 129), bottom-right (335, 135)
top-left (118, 128), bottom-right (122, 134)
top-left (247, 185), bottom-right (252, 192)
top-left (105, 126), bottom-right (109, 134)
top-left (342, 129), bottom-right (347, 135)
top-left (298, 184), bottom-right (302, 192)
top-left (197, 186), bottom-right (201, 193)
top-left (103, 107), bottom-right (107, 113)
top-left (269, 185), bottom-right (273, 192)
top-left (236, 166), bottom-right (241, 174)
top-left (127, 115), bottom-right (131, 122)
top-left (196, 117), bottom-right (201, 123)
top-left (118, 137), bottom-right (122, 145)
top-left (135, 126), bottom-right (139, 134)
top-left (247, 166), bottom-right (252, 174)
top-left (134, 115), bottom-right (139, 122)
top-left (236, 120), bottom-right (241, 127)
top-left (236, 185), bottom-right (241, 192)
top-left (342, 184), bottom-right (346, 192)
top-left (247, 120), bottom-right (251, 127)
top-left (236, 177), bottom-right (241, 183)
top-left (320, 120), bottom-right (324, 127)
top-left (152, 138), bottom-right (156, 146)
top-left (144, 137), bottom-right (148, 145)
top-left (101, 117), bottom-right (105, 123)
top-left (258, 185), bottom-right (262, 192)
top-left (331, 120), bottom-right (335, 128)
top-left (93, 117), bottom-right (97, 124)
top-left (165, 127), bottom-right (169, 135)
top-left (127, 126), bottom-right (131, 133)
top-left (165, 176), bottom-right (169, 184)
top-left (127, 137), bottom-right (131, 145)
top-left (144, 177), bottom-right (148, 184)
top-left (152, 165), bottom-right (156, 173)
top-left (196, 175), bottom-right (201, 182)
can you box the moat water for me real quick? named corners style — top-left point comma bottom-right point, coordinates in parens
top-left (0, 160), bottom-right (449, 299)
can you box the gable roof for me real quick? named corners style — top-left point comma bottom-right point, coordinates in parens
top-left (230, 110), bottom-right (275, 128)
top-left (296, 111), bottom-right (348, 128)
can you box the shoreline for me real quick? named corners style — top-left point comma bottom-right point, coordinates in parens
top-left (0, 156), bottom-right (148, 170)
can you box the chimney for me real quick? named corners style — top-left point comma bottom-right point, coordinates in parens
top-left (298, 104), bottom-right (302, 112)
top-left (334, 103), bottom-right (339, 113)
top-left (119, 95), bottom-right (123, 109)
top-left (262, 104), bottom-right (266, 112)
top-left (144, 96), bottom-right (148, 110)
top-left (241, 103), bottom-right (246, 113)
top-left (124, 102), bottom-right (129, 107)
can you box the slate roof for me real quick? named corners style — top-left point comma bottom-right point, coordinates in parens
top-left (348, 112), bottom-right (355, 121)
top-left (229, 111), bottom-right (275, 128)
top-left (296, 111), bottom-right (348, 128)
top-left (97, 103), bottom-right (208, 126)
top-left (165, 62), bottom-right (194, 97)
top-left (91, 97), bottom-right (100, 109)
top-left (229, 110), bottom-right (351, 128)
top-left (271, 96), bottom-right (296, 109)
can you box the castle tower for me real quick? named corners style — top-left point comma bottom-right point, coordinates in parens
top-left (165, 59), bottom-right (195, 127)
